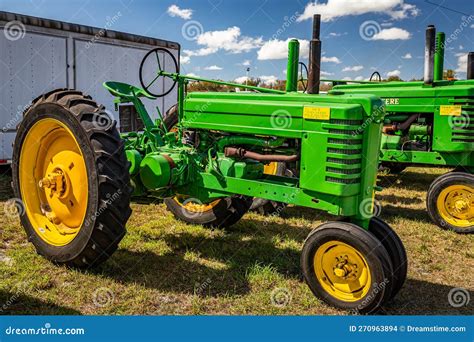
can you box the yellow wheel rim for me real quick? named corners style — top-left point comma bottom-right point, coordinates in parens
top-left (173, 196), bottom-right (221, 213)
top-left (263, 162), bottom-right (278, 175)
top-left (436, 184), bottom-right (474, 228)
top-left (314, 241), bottom-right (371, 302)
top-left (19, 118), bottom-right (88, 246)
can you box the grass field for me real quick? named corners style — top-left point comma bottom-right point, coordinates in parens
top-left (0, 166), bottom-right (472, 315)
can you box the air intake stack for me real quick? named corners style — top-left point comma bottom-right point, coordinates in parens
top-left (468, 52), bottom-right (474, 80)
top-left (307, 14), bottom-right (321, 94)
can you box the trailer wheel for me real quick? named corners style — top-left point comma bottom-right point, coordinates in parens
top-left (250, 162), bottom-right (287, 215)
top-left (368, 217), bottom-right (407, 299)
top-left (164, 104), bottom-right (285, 218)
top-left (381, 162), bottom-right (406, 174)
top-left (301, 221), bottom-right (394, 314)
top-left (12, 89), bottom-right (132, 267)
top-left (164, 195), bottom-right (252, 228)
top-left (427, 172), bottom-right (474, 233)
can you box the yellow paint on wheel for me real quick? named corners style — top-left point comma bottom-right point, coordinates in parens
top-left (314, 241), bottom-right (371, 302)
top-left (436, 184), bottom-right (474, 228)
top-left (19, 118), bottom-right (88, 246)
top-left (173, 196), bottom-right (221, 213)
top-left (263, 162), bottom-right (278, 175)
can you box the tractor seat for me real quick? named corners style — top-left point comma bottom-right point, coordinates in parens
top-left (103, 81), bottom-right (156, 100)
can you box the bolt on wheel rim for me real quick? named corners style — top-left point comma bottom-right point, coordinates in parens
top-left (19, 118), bottom-right (89, 246)
top-left (437, 185), bottom-right (474, 228)
top-left (314, 241), bottom-right (372, 302)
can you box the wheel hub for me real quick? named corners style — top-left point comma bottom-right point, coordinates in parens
top-left (439, 186), bottom-right (473, 225)
top-left (314, 241), bottom-right (371, 302)
top-left (19, 118), bottom-right (89, 246)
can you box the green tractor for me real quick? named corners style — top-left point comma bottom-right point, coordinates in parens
top-left (11, 16), bottom-right (407, 313)
top-left (331, 25), bottom-right (474, 233)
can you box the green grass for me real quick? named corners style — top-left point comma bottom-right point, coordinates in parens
top-left (0, 167), bottom-right (472, 315)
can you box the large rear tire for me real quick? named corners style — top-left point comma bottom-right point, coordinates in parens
top-left (12, 89), bottom-right (132, 267)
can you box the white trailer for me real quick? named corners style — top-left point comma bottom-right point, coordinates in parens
top-left (0, 11), bottom-right (180, 164)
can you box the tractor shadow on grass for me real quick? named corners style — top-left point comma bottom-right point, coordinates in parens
top-left (0, 290), bottom-right (81, 315)
top-left (94, 219), bottom-right (311, 298)
top-left (381, 278), bottom-right (473, 315)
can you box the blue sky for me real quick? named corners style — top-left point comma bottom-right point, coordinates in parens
top-left (1, 0), bottom-right (472, 83)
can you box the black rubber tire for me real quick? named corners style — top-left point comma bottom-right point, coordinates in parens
top-left (12, 89), bottom-right (132, 268)
top-left (165, 105), bottom-right (288, 217)
top-left (250, 162), bottom-right (288, 216)
top-left (426, 172), bottom-right (474, 233)
top-left (381, 162), bottom-right (406, 174)
top-left (164, 195), bottom-right (252, 228)
top-left (368, 217), bottom-right (407, 299)
top-left (163, 103), bottom-right (178, 130)
top-left (301, 221), bottom-right (394, 314)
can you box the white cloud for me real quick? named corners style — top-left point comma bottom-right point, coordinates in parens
top-left (328, 32), bottom-right (347, 37)
top-left (386, 69), bottom-right (401, 77)
top-left (259, 75), bottom-right (278, 85)
top-left (321, 71), bottom-right (334, 76)
top-left (204, 65), bottom-right (223, 71)
top-left (459, 45), bottom-right (464, 50)
top-left (455, 53), bottom-right (468, 73)
top-left (354, 76), bottom-right (365, 81)
top-left (167, 5), bottom-right (193, 20)
top-left (372, 27), bottom-right (411, 40)
top-left (181, 55), bottom-right (191, 64)
top-left (186, 73), bottom-right (199, 78)
top-left (242, 60), bottom-right (251, 66)
top-left (342, 76), bottom-right (352, 81)
top-left (257, 38), bottom-right (309, 60)
top-left (401, 53), bottom-right (412, 59)
top-left (297, 0), bottom-right (419, 22)
top-left (234, 76), bottom-right (249, 84)
top-left (342, 65), bottom-right (364, 72)
top-left (321, 56), bottom-right (341, 64)
top-left (185, 27), bottom-right (263, 58)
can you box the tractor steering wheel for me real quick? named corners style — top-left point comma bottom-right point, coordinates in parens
top-left (139, 47), bottom-right (179, 98)
top-left (298, 62), bottom-right (309, 92)
top-left (369, 71), bottom-right (382, 82)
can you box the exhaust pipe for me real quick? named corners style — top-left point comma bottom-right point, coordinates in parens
top-left (468, 52), bottom-right (474, 80)
top-left (424, 25), bottom-right (436, 85)
top-left (307, 14), bottom-right (321, 94)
